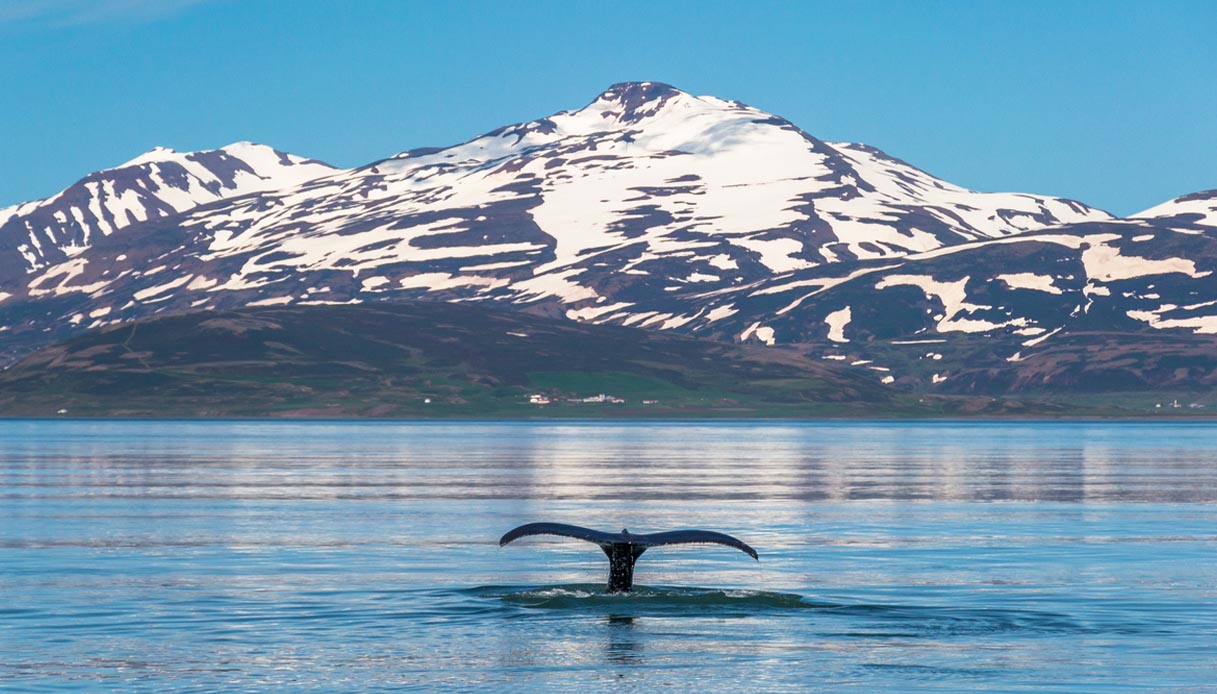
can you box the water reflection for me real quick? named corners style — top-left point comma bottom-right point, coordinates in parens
top-left (5, 421), bottom-right (1217, 692)
top-left (4, 420), bottom-right (1217, 503)
top-left (604, 615), bottom-right (642, 665)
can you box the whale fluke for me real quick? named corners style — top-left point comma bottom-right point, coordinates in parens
top-left (499, 522), bottom-right (622, 547)
top-left (499, 522), bottom-right (758, 593)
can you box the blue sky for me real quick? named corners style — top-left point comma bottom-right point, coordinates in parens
top-left (1, 0), bottom-right (1214, 215)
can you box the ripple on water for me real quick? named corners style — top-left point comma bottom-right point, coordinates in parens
top-left (467, 584), bottom-right (825, 613)
top-left (464, 584), bottom-right (1084, 638)
top-left (5, 421), bottom-right (1217, 692)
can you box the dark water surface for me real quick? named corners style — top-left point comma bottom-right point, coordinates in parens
top-left (2, 420), bottom-right (1216, 692)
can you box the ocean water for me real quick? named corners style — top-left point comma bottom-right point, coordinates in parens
top-left (2, 419), bottom-right (1216, 692)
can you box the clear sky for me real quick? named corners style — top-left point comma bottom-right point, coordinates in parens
top-left (1, 0), bottom-right (1214, 215)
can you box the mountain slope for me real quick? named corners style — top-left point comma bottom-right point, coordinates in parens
top-left (697, 218), bottom-right (1217, 343)
top-left (0, 82), bottom-right (1115, 363)
top-left (0, 81), bottom-right (1213, 404)
top-left (0, 302), bottom-right (906, 417)
top-left (686, 217), bottom-right (1217, 396)
top-left (0, 142), bottom-right (337, 279)
top-left (1132, 189), bottom-right (1217, 227)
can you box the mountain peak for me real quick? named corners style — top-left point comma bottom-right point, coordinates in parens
top-left (600, 81), bottom-right (684, 100)
top-left (1, 140), bottom-right (336, 276)
top-left (1175, 189), bottom-right (1217, 203)
top-left (219, 140), bottom-right (264, 153)
top-left (117, 146), bottom-right (178, 169)
top-left (1133, 188), bottom-right (1217, 225)
top-left (114, 142), bottom-right (299, 173)
top-left (588, 81), bottom-right (689, 124)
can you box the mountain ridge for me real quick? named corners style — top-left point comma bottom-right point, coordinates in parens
top-left (0, 142), bottom-right (337, 278)
top-left (0, 81), bottom-right (1213, 396)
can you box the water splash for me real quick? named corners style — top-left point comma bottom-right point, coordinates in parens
top-left (467, 584), bottom-right (825, 612)
top-left (465, 585), bottom-right (1084, 637)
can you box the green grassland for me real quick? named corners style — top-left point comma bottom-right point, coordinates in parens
top-left (0, 302), bottom-right (890, 417)
top-left (0, 302), bottom-right (1208, 418)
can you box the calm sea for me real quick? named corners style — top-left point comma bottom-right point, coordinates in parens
top-left (3, 420), bottom-right (1216, 692)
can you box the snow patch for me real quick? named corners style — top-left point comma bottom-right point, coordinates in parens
top-left (740, 321), bottom-right (778, 344)
top-left (1127, 307), bottom-right (1217, 334)
top-left (1081, 242), bottom-right (1210, 282)
top-left (398, 273), bottom-right (508, 292)
top-left (1022, 327), bottom-right (1061, 347)
top-left (705, 305), bottom-right (738, 322)
top-left (186, 275), bottom-right (218, 291)
top-left (129, 275), bottom-right (196, 301)
top-left (875, 274), bottom-right (1007, 333)
top-left (825, 306), bottom-right (851, 343)
top-left (566, 302), bottom-right (634, 321)
top-left (997, 272), bottom-right (1062, 295)
top-left (247, 296), bottom-right (293, 307)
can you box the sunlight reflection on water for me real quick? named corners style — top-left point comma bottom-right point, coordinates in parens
top-left (2, 420), bottom-right (1217, 692)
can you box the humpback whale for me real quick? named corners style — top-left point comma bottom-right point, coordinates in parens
top-left (499, 522), bottom-right (758, 593)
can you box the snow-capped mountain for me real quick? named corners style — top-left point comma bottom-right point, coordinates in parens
top-left (1132, 189), bottom-right (1217, 227)
top-left (0, 83), bottom-right (1108, 327)
top-left (676, 216), bottom-right (1217, 388)
top-left (160, 82), bottom-right (1110, 285)
top-left (0, 142), bottom-right (336, 279)
top-left (0, 81), bottom-right (1213, 394)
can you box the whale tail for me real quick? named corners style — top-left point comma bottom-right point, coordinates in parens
top-left (499, 522), bottom-right (758, 593)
